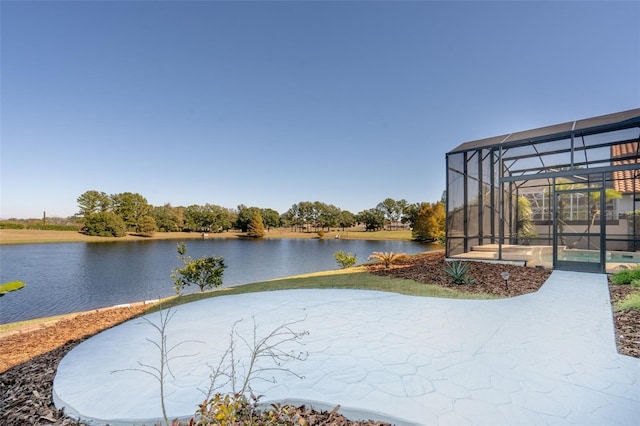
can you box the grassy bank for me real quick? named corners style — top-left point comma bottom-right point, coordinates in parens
top-left (147, 268), bottom-right (490, 314)
top-left (0, 260), bottom-right (477, 334)
top-left (0, 228), bottom-right (413, 245)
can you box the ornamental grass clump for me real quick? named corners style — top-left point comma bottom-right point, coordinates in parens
top-left (443, 260), bottom-right (475, 285)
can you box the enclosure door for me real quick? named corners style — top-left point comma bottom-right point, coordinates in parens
top-left (553, 187), bottom-right (605, 273)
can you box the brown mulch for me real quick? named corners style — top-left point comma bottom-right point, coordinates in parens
top-left (1, 251), bottom-right (638, 425)
top-left (366, 251), bottom-right (551, 298)
top-left (609, 284), bottom-right (640, 359)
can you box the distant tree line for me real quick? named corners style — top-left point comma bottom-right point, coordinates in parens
top-left (66, 190), bottom-right (446, 242)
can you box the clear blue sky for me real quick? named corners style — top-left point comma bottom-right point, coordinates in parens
top-left (1, 0), bottom-right (639, 219)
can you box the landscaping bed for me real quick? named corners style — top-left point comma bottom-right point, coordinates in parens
top-left (369, 251), bottom-right (640, 358)
top-left (1, 251), bottom-right (637, 425)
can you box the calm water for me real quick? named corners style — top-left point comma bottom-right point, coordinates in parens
top-left (0, 238), bottom-right (433, 324)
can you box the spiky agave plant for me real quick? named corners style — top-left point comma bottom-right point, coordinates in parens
top-left (368, 251), bottom-right (408, 269)
top-left (443, 260), bottom-right (475, 285)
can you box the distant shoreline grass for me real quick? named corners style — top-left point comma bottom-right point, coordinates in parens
top-left (0, 228), bottom-right (414, 245)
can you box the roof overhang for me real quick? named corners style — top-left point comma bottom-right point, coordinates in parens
top-left (448, 108), bottom-right (640, 155)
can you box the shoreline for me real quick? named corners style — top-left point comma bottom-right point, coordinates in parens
top-left (0, 299), bottom-right (160, 340)
top-left (0, 228), bottom-right (414, 245)
top-left (0, 231), bottom-right (428, 331)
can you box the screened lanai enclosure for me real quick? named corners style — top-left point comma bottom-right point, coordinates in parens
top-left (446, 108), bottom-right (640, 273)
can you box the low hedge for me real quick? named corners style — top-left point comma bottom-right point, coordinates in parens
top-left (0, 223), bottom-right (24, 229)
top-left (25, 224), bottom-right (80, 231)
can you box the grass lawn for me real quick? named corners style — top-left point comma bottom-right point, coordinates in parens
top-left (0, 265), bottom-right (488, 334)
top-left (147, 269), bottom-right (495, 313)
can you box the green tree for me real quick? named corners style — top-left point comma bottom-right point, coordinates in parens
top-left (83, 211), bottom-right (127, 237)
top-left (151, 204), bottom-right (181, 232)
top-left (280, 208), bottom-right (296, 231)
top-left (284, 201), bottom-right (333, 232)
top-left (298, 201), bottom-right (317, 231)
top-left (247, 212), bottom-right (265, 238)
top-left (318, 204), bottom-right (341, 231)
top-left (396, 199), bottom-right (409, 229)
top-left (184, 204), bottom-right (208, 231)
top-left (172, 206), bottom-right (186, 231)
top-left (281, 204), bottom-right (300, 231)
top-left (138, 215), bottom-right (157, 237)
top-left (212, 205), bottom-right (236, 232)
top-left (411, 201), bottom-right (445, 242)
top-left (171, 242), bottom-right (226, 294)
top-left (235, 205), bottom-right (262, 232)
top-left (338, 210), bottom-right (356, 230)
top-left (204, 204), bottom-right (236, 232)
top-left (375, 198), bottom-right (408, 230)
top-left (377, 198), bottom-right (399, 230)
top-left (402, 202), bottom-right (423, 229)
top-left (110, 192), bottom-right (151, 232)
top-left (77, 190), bottom-right (111, 218)
top-left (261, 208), bottom-right (282, 231)
top-left (356, 208), bottom-right (385, 231)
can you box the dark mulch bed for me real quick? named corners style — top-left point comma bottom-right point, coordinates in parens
top-left (1, 251), bottom-right (638, 425)
top-left (609, 284), bottom-right (640, 359)
top-left (366, 251), bottom-right (551, 297)
top-left (1, 341), bottom-right (83, 425)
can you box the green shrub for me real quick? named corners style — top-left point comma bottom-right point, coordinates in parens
top-left (334, 250), bottom-right (357, 269)
top-left (611, 267), bottom-right (640, 285)
top-left (171, 242), bottom-right (226, 294)
top-left (195, 393), bottom-right (252, 425)
top-left (631, 279), bottom-right (640, 288)
top-left (443, 260), bottom-right (475, 285)
top-left (83, 212), bottom-right (127, 237)
top-left (26, 224), bottom-right (79, 231)
top-left (0, 222), bottom-right (24, 229)
top-left (191, 393), bottom-right (306, 425)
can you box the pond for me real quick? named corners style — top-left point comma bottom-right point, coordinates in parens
top-left (0, 238), bottom-right (435, 324)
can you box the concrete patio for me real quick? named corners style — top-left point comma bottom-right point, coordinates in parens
top-left (53, 271), bottom-right (640, 425)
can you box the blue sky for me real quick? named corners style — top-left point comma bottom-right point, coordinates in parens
top-left (1, 0), bottom-right (639, 219)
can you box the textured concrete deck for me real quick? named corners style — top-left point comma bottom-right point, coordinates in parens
top-left (53, 271), bottom-right (640, 425)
